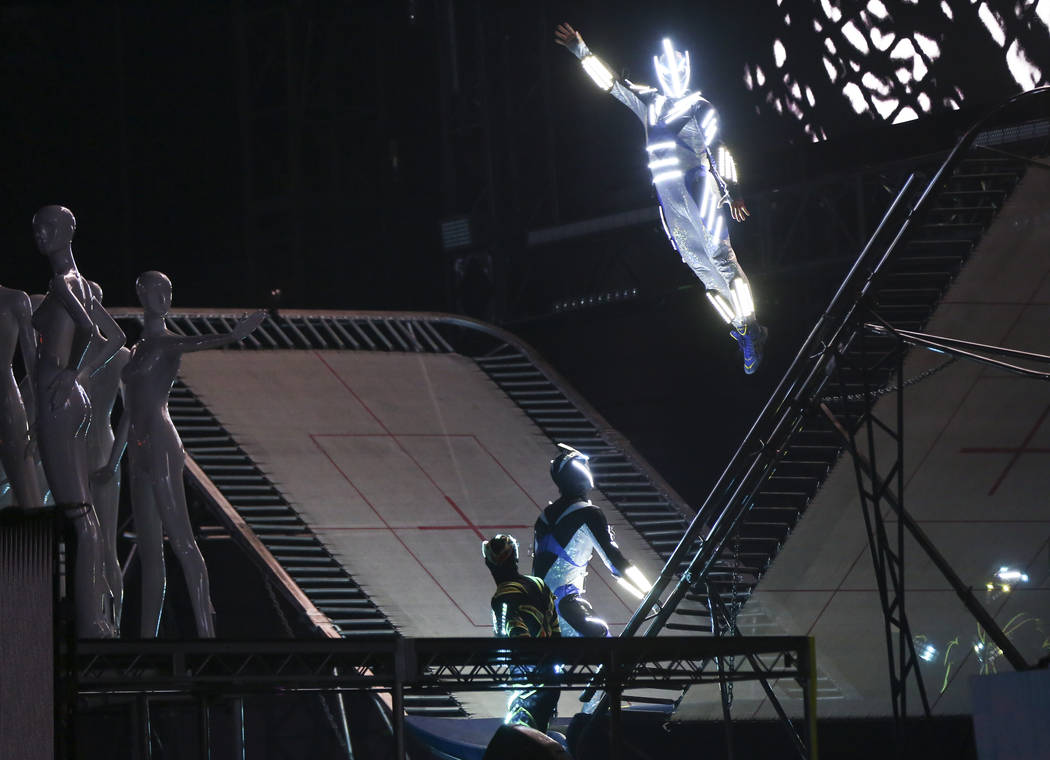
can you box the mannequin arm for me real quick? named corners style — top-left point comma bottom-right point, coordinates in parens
top-left (14, 291), bottom-right (37, 420)
top-left (94, 407), bottom-right (129, 484)
top-left (174, 310), bottom-right (266, 353)
top-left (79, 300), bottom-right (126, 381)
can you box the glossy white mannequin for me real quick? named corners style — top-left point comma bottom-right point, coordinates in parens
top-left (32, 205), bottom-right (125, 638)
top-left (107, 271), bottom-right (264, 637)
top-left (85, 282), bottom-right (131, 630)
top-left (0, 284), bottom-right (42, 508)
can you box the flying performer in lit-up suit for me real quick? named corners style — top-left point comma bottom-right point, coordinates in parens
top-left (533, 444), bottom-right (652, 637)
top-left (555, 23), bottom-right (767, 373)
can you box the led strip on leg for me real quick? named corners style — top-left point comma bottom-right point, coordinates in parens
top-left (732, 277), bottom-right (755, 321)
top-left (706, 291), bottom-right (735, 324)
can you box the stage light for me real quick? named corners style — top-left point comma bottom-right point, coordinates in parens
top-left (920, 643), bottom-right (937, 662)
top-left (994, 567), bottom-right (1029, 584)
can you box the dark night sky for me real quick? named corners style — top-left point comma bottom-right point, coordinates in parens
top-left (1, 1), bottom-right (1037, 505)
top-left (1, 1), bottom-right (1028, 305)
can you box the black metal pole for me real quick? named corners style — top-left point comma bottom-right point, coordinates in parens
top-left (820, 404), bottom-right (1030, 672)
top-left (135, 695), bottom-right (152, 760)
top-left (199, 696), bottom-right (211, 760)
top-left (608, 646), bottom-right (622, 760)
top-left (231, 697), bottom-right (244, 760)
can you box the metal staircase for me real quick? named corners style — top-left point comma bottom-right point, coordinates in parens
top-left (615, 90), bottom-right (1049, 643)
top-left (664, 151), bottom-right (1034, 636)
top-left (473, 343), bottom-right (695, 560)
top-left (168, 381), bottom-right (395, 639)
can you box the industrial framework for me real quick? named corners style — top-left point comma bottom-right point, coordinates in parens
top-left (599, 86), bottom-right (1050, 746)
top-left (74, 635), bottom-right (817, 760)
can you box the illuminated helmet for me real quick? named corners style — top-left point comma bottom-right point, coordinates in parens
top-left (550, 443), bottom-right (594, 496)
top-left (482, 534), bottom-right (520, 569)
top-left (653, 37), bottom-right (691, 98)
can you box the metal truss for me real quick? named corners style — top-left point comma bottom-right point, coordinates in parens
top-left (817, 306), bottom-right (1043, 735)
top-left (705, 587), bottom-right (817, 760)
top-left (76, 636), bottom-right (811, 695)
top-left (74, 636), bottom-right (813, 760)
top-left (822, 317), bottom-right (931, 730)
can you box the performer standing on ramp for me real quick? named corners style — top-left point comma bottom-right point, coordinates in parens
top-left (533, 444), bottom-right (652, 637)
top-left (483, 533), bottom-right (562, 734)
top-left (555, 22), bottom-right (767, 373)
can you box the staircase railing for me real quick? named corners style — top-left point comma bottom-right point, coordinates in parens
top-left (619, 86), bottom-right (1050, 643)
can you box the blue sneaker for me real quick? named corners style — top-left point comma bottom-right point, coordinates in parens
top-left (730, 323), bottom-right (767, 374)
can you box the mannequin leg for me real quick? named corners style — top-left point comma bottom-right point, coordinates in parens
top-left (130, 463), bottom-right (165, 638)
top-left (38, 409), bottom-right (115, 637)
top-left (0, 379), bottom-right (42, 508)
top-left (91, 465), bottom-right (124, 630)
top-left (153, 452), bottom-right (215, 638)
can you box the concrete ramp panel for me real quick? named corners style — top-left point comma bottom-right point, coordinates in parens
top-left (179, 349), bottom-right (660, 631)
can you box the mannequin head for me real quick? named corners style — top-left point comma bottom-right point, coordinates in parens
top-left (653, 37), bottom-right (691, 98)
top-left (136, 270), bottom-right (173, 316)
top-left (550, 443), bottom-right (594, 498)
top-left (32, 205), bottom-right (76, 256)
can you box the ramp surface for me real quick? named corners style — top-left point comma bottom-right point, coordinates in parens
top-left (179, 349), bottom-right (664, 717)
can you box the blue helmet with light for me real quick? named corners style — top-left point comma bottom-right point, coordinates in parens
top-left (550, 443), bottom-right (594, 496)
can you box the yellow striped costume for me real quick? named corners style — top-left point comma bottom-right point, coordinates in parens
top-left (491, 575), bottom-right (561, 638)
top-left (490, 574), bottom-right (561, 732)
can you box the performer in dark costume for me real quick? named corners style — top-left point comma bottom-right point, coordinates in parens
top-left (533, 444), bottom-right (652, 637)
top-left (483, 534), bottom-right (561, 733)
top-left (555, 22), bottom-right (767, 373)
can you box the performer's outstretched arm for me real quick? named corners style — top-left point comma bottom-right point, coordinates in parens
top-left (555, 22), bottom-right (649, 123)
top-left (586, 508), bottom-right (653, 599)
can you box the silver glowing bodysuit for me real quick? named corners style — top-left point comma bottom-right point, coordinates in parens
top-left (539, 510), bottom-right (615, 600)
top-left (533, 498), bottom-right (633, 637)
top-left (571, 39), bottom-right (756, 327)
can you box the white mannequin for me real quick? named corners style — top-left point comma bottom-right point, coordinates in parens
top-left (32, 205), bottom-right (125, 637)
top-left (104, 271), bottom-right (264, 637)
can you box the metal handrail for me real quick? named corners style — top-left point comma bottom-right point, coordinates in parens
top-left (111, 308), bottom-right (695, 523)
top-left (618, 85), bottom-right (1050, 644)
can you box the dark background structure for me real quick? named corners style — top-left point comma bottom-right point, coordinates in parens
top-left (2, 0), bottom-right (1046, 504)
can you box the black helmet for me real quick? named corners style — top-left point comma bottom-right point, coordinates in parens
top-left (482, 534), bottom-right (520, 569)
top-left (550, 443), bottom-right (594, 496)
